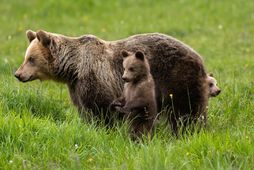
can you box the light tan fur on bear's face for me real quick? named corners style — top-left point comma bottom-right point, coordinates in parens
top-left (15, 31), bottom-right (53, 82)
top-left (15, 40), bottom-right (51, 82)
top-left (207, 73), bottom-right (221, 97)
top-left (122, 51), bottom-right (150, 83)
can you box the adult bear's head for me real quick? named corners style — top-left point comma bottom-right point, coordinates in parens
top-left (15, 30), bottom-right (79, 83)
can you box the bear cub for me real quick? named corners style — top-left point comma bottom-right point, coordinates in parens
top-left (207, 73), bottom-right (221, 97)
top-left (110, 50), bottom-right (157, 140)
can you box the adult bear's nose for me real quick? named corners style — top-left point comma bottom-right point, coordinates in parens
top-left (14, 71), bottom-right (21, 80)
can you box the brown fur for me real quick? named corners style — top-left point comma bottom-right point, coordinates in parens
top-left (15, 30), bottom-right (209, 133)
top-left (110, 51), bottom-right (157, 140)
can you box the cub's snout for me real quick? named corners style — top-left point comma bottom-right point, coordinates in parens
top-left (122, 76), bottom-right (131, 82)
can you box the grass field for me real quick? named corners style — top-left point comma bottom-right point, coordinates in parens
top-left (0, 0), bottom-right (254, 169)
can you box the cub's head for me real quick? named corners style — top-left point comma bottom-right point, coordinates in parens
top-left (15, 30), bottom-right (59, 82)
top-left (207, 73), bottom-right (221, 97)
top-left (121, 50), bottom-right (150, 83)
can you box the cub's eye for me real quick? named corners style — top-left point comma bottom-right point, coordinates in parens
top-left (209, 83), bottom-right (213, 87)
top-left (129, 67), bottom-right (134, 72)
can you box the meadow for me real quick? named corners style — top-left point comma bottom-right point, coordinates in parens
top-left (0, 0), bottom-right (253, 169)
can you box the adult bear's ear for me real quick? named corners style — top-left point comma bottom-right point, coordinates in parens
top-left (121, 50), bottom-right (130, 58)
top-left (36, 30), bottom-right (51, 47)
top-left (36, 30), bottom-right (58, 57)
top-left (26, 30), bottom-right (36, 43)
top-left (135, 51), bottom-right (144, 61)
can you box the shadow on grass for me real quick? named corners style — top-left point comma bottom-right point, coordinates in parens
top-left (0, 89), bottom-right (69, 122)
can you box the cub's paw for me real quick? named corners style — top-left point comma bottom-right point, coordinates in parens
top-left (109, 101), bottom-right (122, 112)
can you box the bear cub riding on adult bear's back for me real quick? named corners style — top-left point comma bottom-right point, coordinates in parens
top-left (15, 30), bottom-right (209, 134)
top-left (110, 50), bottom-right (157, 140)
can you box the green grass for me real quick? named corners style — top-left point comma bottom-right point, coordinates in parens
top-left (0, 0), bottom-right (254, 169)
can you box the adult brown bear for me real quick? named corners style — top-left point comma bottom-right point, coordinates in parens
top-left (15, 30), bottom-right (208, 134)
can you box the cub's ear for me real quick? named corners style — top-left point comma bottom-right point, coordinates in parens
top-left (135, 51), bottom-right (144, 61)
top-left (208, 73), bottom-right (214, 77)
top-left (26, 30), bottom-right (36, 43)
top-left (36, 30), bottom-right (51, 47)
top-left (121, 50), bottom-right (130, 58)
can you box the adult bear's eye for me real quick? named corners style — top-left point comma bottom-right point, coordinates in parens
top-left (209, 83), bottom-right (213, 87)
top-left (28, 57), bottom-right (35, 64)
